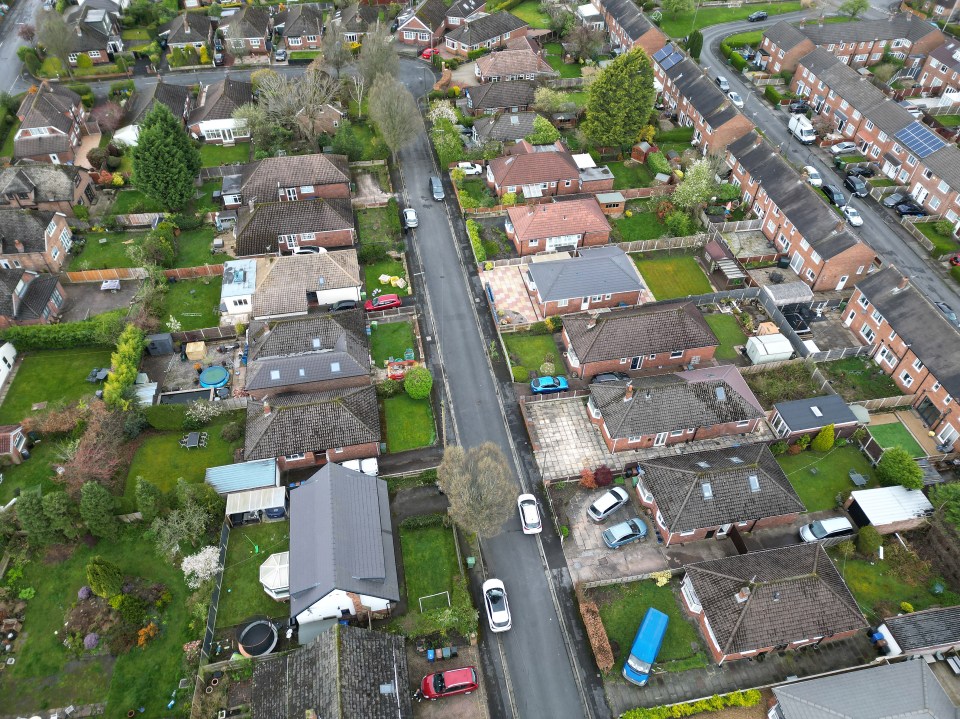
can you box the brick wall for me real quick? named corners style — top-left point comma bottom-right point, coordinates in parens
top-left (566, 342), bottom-right (717, 380)
top-left (539, 289), bottom-right (641, 317)
top-left (246, 375), bottom-right (370, 400)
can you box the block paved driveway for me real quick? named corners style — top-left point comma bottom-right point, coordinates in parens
top-left (526, 398), bottom-right (613, 481)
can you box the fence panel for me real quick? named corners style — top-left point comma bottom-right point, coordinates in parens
top-left (62, 267), bottom-right (148, 283)
top-left (171, 326), bottom-right (238, 343)
top-left (198, 163), bottom-right (252, 181)
top-left (851, 394), bottom-right (916, 411)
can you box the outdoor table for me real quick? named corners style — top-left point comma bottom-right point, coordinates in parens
top-left (849, 471), bottom-right (868, 487)
top-left (185, 432), bottom-right (200, 449)
top-left (100, 280), bottom-right (121, 292)
top-left (95, 369), bottom-right (109, 381)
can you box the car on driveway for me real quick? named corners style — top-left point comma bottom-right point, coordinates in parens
top-left (788, 99), bottom-right (811, 114)
top-left (402, 207), bottom-right (419, 228)
top-left (844, 175), bottom-right (868, 198)
top-left (419, 667), bottom-right (479, 700)
top-left (747, 10), bottom-right (768, 20)
top-left (602, 518), bottom-right (648, 549)
top-left (530, 376), bottom-right (569, 394)
top-left (587, 486), bottom-right (630, 523)
top-left (456, 161), bottom-right (483, 176)
top-left (727, 91), bottom-right (744, 109)
top-left (829, 141), bottom-right (858, 156)
top-left (329, 300), bottom-right (358, 312)
top-left (935, 301), bottom-right (959, 325)
top-left (896, 201), bottom-right (927, 217)
top-left (590, 371), bottom-right (629, 384)
top-left (822, 184), bottom-right (847, 207)
top-left (482, 579), bottom-right (512, 633)
top-left (842, 205), bottom-right (863, 227)
top-left (364, 294), bottom-right (402, 311)
top-left (517, 494), bottom-right (542, 534)
top-left (803, 166), bottom-right (822, 187)
top-left (847, 165), bottom-right (876, 178)
top-left (274, 48), bottom-right (287, 62)
top-left (421, 47), bottom-right (439, 59)
top-left (882, 192), bottom-right (909, 208)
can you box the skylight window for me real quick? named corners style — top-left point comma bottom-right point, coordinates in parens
top-left (701, 482), bottom-right (713, 500)
top-left (811, 406), bottom-right (823, 417)
top-left (748, 475), bottom-right (760, 493)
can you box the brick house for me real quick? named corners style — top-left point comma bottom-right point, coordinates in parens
top-left (278, 3), bottom-right (325, 51)
top-left (916, 39), bottom-right (960, 94)
top-left (14, 84), bottom-right (86, 164)
top-left (505, 196), bottom-right (611, 255)
top-left (0, 210), bottom-right (73, 274)
top-left (444, 0), bottom-right (486, 29)
top-left (586, 366), bottom-right (765, 452)
top-left (523, 246), bottom-right (647, 317)
top-left (726, 132), bottom-right (877, 291)
top-left (188, 76), bottom-right (254, 144)
top-left (67, 7), bottom-right (124, 66)
top-left (234, 198), bottom-right (355, 257)
top-left (252, 250), bottom-right (363, 320)
top-left (244, 386), bottom-right (381, 471)
top-left (0, 165), bottom-right (96, 215)
top-left (591, 0), bottom-right (667, 55)
top-left (159, 12), bottom-right (213, 53)
top-left (769, 394), bottom-right (860, 443)
top-left (757, 21), bottom-right (815, 73)
top-left (444, 12), bottom-right (527, 56)
top-left (221, 153), bottom-right (351, 209)
top-left (128, 79), bottom-right (193, 127)
top-left (636, 444), bottom-right (805, 545)
top-left (473, 48), bottom-right (557, 83)
top-left (565, 301), bottom-right (718, 380)
top-left (801, 14), bottom-right (942, 68)
top-left (464, 80), bottom-right (537, 115)
top-left (845, 266), bottom-right (960, 451)
top-left (486, 140), bottom-right (613, 198)
top-left (0, 268), bottom-right (66, 329)
top-left (681, 544), bottom-right (866, 664)
top-left (472, 112), bottom-right (537, 144)
top-left (654, 51), bottom-right (755, 156)
top-left (245, 311), bottom-right (370, 398)
top-left (0, 424), bottom-right (28, 465)
top-left (398, 0), bottom-right (448, 47)
top-left (222, 6), bottom-right (272, 55)
top-left (336, 3), bottom-right (379, 43)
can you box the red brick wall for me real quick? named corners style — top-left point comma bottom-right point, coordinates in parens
top-left (325, 441), bottom-right (380, 462)
top-left (539, 290), bottom-right (641, 317)
top-left (810, 244), bottom-right (878, 291)
top-left (580, 177), bottom-right (616, 193)
top-left (246, 374), bottom-right (370, 400)
top-left (760, 35), bottom-right (815, 73)
top-left (566, 342), bottom-right (717, 380)
top-left (19, 149), bottom-right (77, 164)
top-left (447, 26), bottom-right (529, 57)
top-left (591, 411), bottom-right (757, 452)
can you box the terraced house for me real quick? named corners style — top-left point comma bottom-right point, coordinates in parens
top-left (0, 210), bottom-right (73, 274)
top-left (590, 0), bottom-right (666, 55)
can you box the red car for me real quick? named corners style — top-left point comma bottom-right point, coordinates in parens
top-left (419, 666), bottom-right (479, 700)
top-left (421, 47), bottom-right (439, 59)
top-left (364, 294), bottom-right (402, 311)
top-left (950, 254), bottom-right (960, 267)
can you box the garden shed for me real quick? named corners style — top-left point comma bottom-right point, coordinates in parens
top-left (225, 486), bottom-right (286, 526)
top-left (846, 486), bottom-right (934, 534)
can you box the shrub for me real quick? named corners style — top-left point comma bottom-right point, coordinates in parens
top-left (103, 324), bottom-right (145, 410)
top-left (376, 379), bottom-right (403, 398)
top-left (796, 433), bottom-right (812, 450)
top-left (594, 465), bottom-right (613, 487)
top-left (399, 512), bottom-right (447, 529)
top-left (664, 210), bottom-right (692, 236)
top-left (78, 585), bottom-right (92, 601)
top-left (877, 446), bottom-right (923, 490)
top-left (835, 539), bottom-right (856, 559)
top-left (764, 85), bottom-right (784, 104)
top-left (952, 264), bottom-right (960, 285)
top-left (73, 205), bottom-right (90, 221)
top-left (857, 525), bottom-right (883, 556)
top-left (770, 440), bottom-right (788, 456)
top-left (467, 219), bottom-right (485, 262)
top-left (730, 52), bottom-right (748, 72)
top-left (579, 468), bottom-right (596, 489)
top-left (84, 632), bottom-right (99, 650)
top-left (621, 690), bottom-right (762, 719)
top-left (647, 151), bottom-right (671, 176)
top-left (935, 219), bottom-right (955, 236)
top-left (539, 361), bottom-right (555, 376)
top-left (144, 404), bottom-right (187, 431)
top-left (220, 421), bottom-right (243, 442)
top-left (511, 365), bottom-right (528, 382)
top-left (810, 424), bottom-right (835, 452)
top-left (717, 183), bottom-right (741, 201)
top-left (579, 597), bottom-right (614, 673)
top-left (404, 366), bottom-right (433, 400)
top-left (0, 309), bottom-right (125, 350)
top-left (501, 192), bottom-right (517, 206)
top-left (358, 241), bottom-right (389, 265)
top-left (900, 601), bottom-right (915, 613)
top-left (87, 556), bottom-right (123, 598)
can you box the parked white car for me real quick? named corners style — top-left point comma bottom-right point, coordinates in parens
top-left (829, 142), bottom-right (858, 156)
top-left (456, 162), bottom-right (483, 176)
top-left (803, 166), bottom-right (822, 187)
top-left (517, 494), bottom-right (542, 534)
top-left (482, 579), bottom-right (511, 633)
top-left (727, 91), bottom-right (744, 109)
top-left (843, 205), bottom-right (864, 227)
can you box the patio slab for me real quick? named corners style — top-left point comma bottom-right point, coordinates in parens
top-left (482, 264), bottom-right (541, 325)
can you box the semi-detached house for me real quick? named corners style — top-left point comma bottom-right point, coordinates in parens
top-left (505, 196), bottom-right (611, 255)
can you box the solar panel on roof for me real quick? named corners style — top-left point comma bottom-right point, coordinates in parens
top-left (653, 45), bottom-right (672, 62)
top-left (659, 52), bottom-right (683, 71)
top-left (894, 121), bottom-right (946, 159)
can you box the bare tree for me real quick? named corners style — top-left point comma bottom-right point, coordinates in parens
top-left (566, 24), bottom-right (604, 61)
top-left (295, 68), bottom-right (340, 148)
top-left (36, 10), bottom-right (75, 76)
top-left (253, 67), bottom-right (337, 148)
top-left (322, 21), bottom-right (352, 78)
top-left (359, 23), bottom-right (398, 86)
top-left (437, 443), bottom-right (517, 539)
top-left (350, 74), bottom-right (366, 119)
top-left (368, 73), bottom-right (420, 162)
top-left (17, 23), bottom-right (36, 43)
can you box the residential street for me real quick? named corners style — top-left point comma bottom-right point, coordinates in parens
top-left (1, 0), bottom-right (41, 94)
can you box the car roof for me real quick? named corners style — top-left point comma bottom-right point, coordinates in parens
top-left (443, 667), bottom-right (476, 684)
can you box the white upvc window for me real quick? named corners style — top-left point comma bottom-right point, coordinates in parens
top-left (88, 50), bottom-right (101, 59)
top-left (288, 36), bottom-right (303, 46)
top-left (900, 371), bottom-right (914, 387)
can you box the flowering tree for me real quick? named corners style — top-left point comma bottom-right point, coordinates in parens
top-left (428, 100), bottom-right (457, 125)
top-left (181, 545), bottom-right (222, 589)
top-left (185, 401), bottom-right (226, 426)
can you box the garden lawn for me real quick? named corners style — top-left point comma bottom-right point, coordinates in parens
top-left (120, 27), bottom-right (150, 41)
top-left (71, 231), bottom-right (143, 269)
top-left (192, 180), bottom-right (224, 216)
top-left (458, 178), bottom-right (497, 208)
top-left (119, 413), bottom-right (244, 512)
top-left (160, 277), bottom-right (222, 331)
top-left (590, 580), bottom-right (708, 675)
top-left (744, 362), bottom-right (822, 408)
top-left (615, 211), bottom-right (671, 242)
top-left (0, 440), bottom-right (60, 505)
top-left (0, 119), bottom-right (20, 158)
top-left (935, 114), bottom-right (960, 127)
top-left (352, 121), bottom-right (389, 161)
top-left (383, 395), bottom-right (435, 453)
top-left (869, 422), bottom-right (926, 459)
top-left (199, 143), bottom-right (250, 168)
top-left (175, 227), bottom-right (225, 268)
top-left (563, 91), bottom-right (589, 108)
top-left (915, 221), bottom-right (960, 256)
top-left (217, 522), bottom-right (291, 628)
top-left (817, 356), bottom-right (902, 402)
top-left (503, 333), bottom-right (561, 376)
top-left (509, 0), bottom-right (552, 28)
top-left (0, 347), bottom-right (113, 424)
top-left (704, 314), bottom-right (748, 361)
top-left (400, 524), bottom-right (459, 607)
top-left (370, 319), bottom-right (416, 366)
top-left (632, 254), bottom-right (712, 299)
top-left (110, 189), bottom-right (164, 215)
top-left (608, 161), bottom-right (654, 190)
top-left (0, 526), bottom-right (193, 715)
top-left (357, 204), bottom-right (402, 246)
top-left (869, 178), bottom-right (896, 187)
top-left (544, 43), bottom-right (582, 78)
top-left (364, 257), bottom-right (411, 298)
top-left (777, 445), bottom-right (877, 512)
top-left (658, 2), bottom-right (803, 38)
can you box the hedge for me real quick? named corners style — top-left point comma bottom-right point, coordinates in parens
top-left (621, 690), bottom-right (762, 719)
top-left (0, 309), bottom-right (126, 350)
top-left (764, 85), bottom-right (784, 104)
top-left (103, 324), bottom-right (145, 409)
top-left (647, 151), bottom-right (671, 176)
top-left (951, 264), bottom-right (960, 285)
top-left (399, 512), bottom-right (447, 529)
top-left (729, 52), bottom-right (747, 72)
top-left (467, 219), bottom-right (485, 262)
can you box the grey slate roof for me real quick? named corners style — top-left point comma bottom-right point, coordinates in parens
top-left (0, 164), bottom-right (84, 203)
top-left (857, 267), bottom-right (960, 397)
top-left (246, 311), bottom-right (370, 391)
top-left (289, 463), bottom-right (399, 618)
top-left (234, 198), bottom-right (355, 257)
top-left (473, 112), bottom-right (537, 143)
top-left (15, 84), bottom-right (80, 159)
top-left (527, 246), bottom-right (645, 302)
top-left (772, 660), bottom-right (960, 719)
top-left (639, 444), bottom-right (805, 534)
top-left (128, 80), bottom-right (192, 125)
top-left (595, 0), bottom-right (656, 43)
top-left (159, 12), bottom-right (212, 45)
top-left (223, 5), bottom-right (271, 39)
top-left (446, 11), bottom-right (528, 45)
top-left (466, 80), bottom-right (537, 111)
top-left (763, 21), bottom-right (811, 53)
top-left (589, 370), bottom-right (763, 439)
top-left (251, 624), bottom-right (413, 719)
top-left (0, 270), bottom-right (60, 321)
top-left (448, 0), bottom-right (484, 19)
top-left (190, 77), bottom-right (254, 124)
top-left (773, 394), bottom-right (858, 432)
top-left (69, 8), bottom-right (119, 53)
top-left (244, 386), bottom-right (380, 460)
top-left (234, 152), bottom-right (351, 201)
top-left (801, 13), bottom-right (942, 46)
top-left (253, 250), bottom-right (362, 319)
top-left (685, 543), bottom-right (866, 656)
top-left (883, 606), bottom-right (960, 653)
top-left (0, 210), bottom-right (53, 255)
top-left (664, 54), bottom-right (739, 130)
top-left (565, 301), bottom-right (717, 364)
top-left (281, 3), bottom-right (325, 37)
top-left (339, 3), bottom-right (379, 34)
top-left (407, 0), bottom-right (448, 32)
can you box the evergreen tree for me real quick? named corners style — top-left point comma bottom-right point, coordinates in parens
top-left (86, 555), bottom-right (123, 598)
top-left (132, 103), bottom-right (201, 211)
top-left (583, 49), bottom-right (655, 149)
top-left (42, 490), bottom-right (81, 540)
top-left (687, 30), bottom-right (703, 60)
top-left (331, 121), bottom-right (363, 161)
top-left (876, 446), bottom-right (923, 490)
top-left (810, 424), bottom-right (835, 452)
top-left (80, 481), bottom-right (119, 541)
top-left (15, 491), bottom-right (58, 546)
top-left (135, 477), bottom-right (164, 523)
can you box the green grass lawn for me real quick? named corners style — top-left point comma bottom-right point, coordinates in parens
top-left (160, 277), bottom-right (222, 331)
top-left (503, 333), bottom-right (561, 377)
top-left (563, 90), bottom-right (589, 108)
top-left (192, 179), bottom-right (222, 216)
top-left (0, 525), bottom-right (193, 715)
top-left (868, 422), bottom-right (926, 459)
top-left (365, 257), bottom-right (410, 298)
top-left (458, 178), bottom-right (497, 208)
top-left (544, 42), bottom-right (583, 78)
top-left (0, 347), bottom-right (113, 424)
top-left (0, 119), bottom-right (20, 159)
top-left (607, 161), bottom-right (655, 190)
top-left (0, 440), bottom-right (61, 505)
top-left (869, 178), bottom-right (896, 187)
top-left (175, 227), bottom-right (224, 268)
top-left (199, 142), bottom-right (250, 168)
top-left (615, 211), bottom-right (673, 242)
top-left (383, 395), bottom-right (435, 453)
top-left (71, 231), bottom-right (143, 269)
top-left (400, 524), bottom-right (459, 608)
top-left (777, 445), bottom-right (877, 512)
top-left (217, 522), bottom-right (290, 628)
top-left (721, 30), bottom-right (764, 49)
top-left (591, 580), bottom-right (708, 675)
top-left (510, 0), bottom-right (552, 27)
top-left (370, 320), bottom-right (416, 367)
top-left (357, 204), bottom-right (402, 246)
top-left (119, 414), bottom-right (243, 512)
top-left (120, 27), bottom-right (151, 41)
top-left (351, 121), bottom-right (390, 161)
top-left (935, 114), bottom-right (960, 127)
top-left (915, 221), bottom-right (960, 256)
top-left (110, 189), bottom-right (164, 215)
top-left (704, 314), bottom-right (747, 361)
top-left (632, 254), bottom-right (712, 300)
top-left (744, 362), bottom-right (823, 408)
top-left (659, 2), bottom-right (803, 38)
top-left (817, 357), bottom-right (902, 402)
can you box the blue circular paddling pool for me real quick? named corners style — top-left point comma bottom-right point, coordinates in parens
top-left (198, 365), bottom-right (230, 389)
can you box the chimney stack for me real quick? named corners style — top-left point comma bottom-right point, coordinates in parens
top-left (263, 400), bottom-right (271, 415)
top-left (248, 198), bottom-right (255, 212)
top-left (14, 239), bottom-right (24, 253)
top-left (623, 383), bottom-right (634, 401)
top-left (898, 275), bottom-right (910, 290)
top-left (76, 25), bottom-right (83, 36)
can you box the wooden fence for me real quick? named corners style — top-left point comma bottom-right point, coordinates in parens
top-left (63, 264), bottom-right (223, 283)
top-left (547, 77), bottom-right (589, 89)
top-left (116, 212), bottom-right (165, 228)
top-left (851, 394), bottom-right (917, 411)
top-left (901, 216), bottom-right (953, 260)
top-left (198, 163), bottom-right (252, 181)
top-left (171, 326), bottom-right (237, 343)
top-left (165, 264), bottom-right (224, 280)
top-left (581, 569), bottom-right (679, 590)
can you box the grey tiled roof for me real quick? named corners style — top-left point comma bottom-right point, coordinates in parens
top-left (857, 266), bottom-right (960, 397)
top-left (685, 543), bottom-right (866, 656)
top-left (665, 54), bottom-right (739, 130)
top-left (252, 624), bottom-right (413, 719)
top-left (244, 386), bottom-right (380, 460)
top-left (15, 84), bottom-right (80, 159)
top-left (589, 371), bottom-right (763, 439)
top-left (446, 11), bottom-right (528, 45)
top-left (0, 270), bottom-right (60, 321)
top-left (234, 198), bottom-right (354, 257)
top-left (638, 444), bottom-right (805, 534)
top-left (772, 394), bottom-right (858, 432)
top-left (129, 80), bottom-right (192, 125)
top-left (565, 301), bottom-right (717, 364)
top-left (224, 5), bottom-right (271, 39)
top-left (0, 164), bottom-right (83, 203)
top-left (772, 660), bottom-right (959, 719)
top-left (69, 8), bottom-right (119, 53)
top-left (237, 152), bottom-right (351, 201)
top-left (527, 246), bottom-right (644, 302)
top-left (282, 3), bottom-right (325, 37)
top-left (246, 311), bottom-right (370, 391)
top-left (253, 250), bottom-right (361, 319)
top-left (160, 12), bottom-right (212, 45)
top-left (0, 210), bottom-right (53, 254)
top-left (289, 464), bottom-right (399, 619)
top-left (595, 0), bottom-right (656, 43)
top-left (763, 21), bottom-right (811, 53)
top-left (801, 13), bottom-right (942, 46)
top-left (883, 605), bottom-right (960, 653)
top-left (473, 112), bottom-right (537, 142)
top-left (466, 80), bottom-right (537, 110)
top-left (190, 77), bottom-right (254, 124)
top-left (408, 0), bottom-right (448, 32)
top-left (448, 0), bottom-right (484, 19)
top-left (340, 3), bottom-right (379, 34)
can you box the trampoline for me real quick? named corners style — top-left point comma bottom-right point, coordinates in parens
top-left (199, 365), bottom-right (230, 389)
top-left (237, 617), bottom-right (278, 657)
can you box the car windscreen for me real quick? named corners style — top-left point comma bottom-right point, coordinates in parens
top-left (432, 673), bottom-right (446, 692)
top-left (810, 521), bottom-right (829, 539)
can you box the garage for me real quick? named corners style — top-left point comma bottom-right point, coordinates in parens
top-left (847, 486), bottom-right (934, 535)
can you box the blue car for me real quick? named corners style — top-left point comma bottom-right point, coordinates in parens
top-left (530, 376), bottom-right (569, 394)
top-left (602, 518), bottom-right (648, 549)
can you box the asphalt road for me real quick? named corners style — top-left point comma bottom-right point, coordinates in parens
top-left (1, 0), bottom-right (41, 94)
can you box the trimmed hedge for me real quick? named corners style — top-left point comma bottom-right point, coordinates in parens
top-left (647, 151), bottom-right (671, 176)
top-left (467, 219), bottom-right (485, 262)
top-left (951, 264), bottom-right (960, 285)
top-left (399, 512), bottom-right (447, 529)
top-left (0, 309), bottom-right (126, 350)
top-left (764, 85), bottom-right (784, 104)
top-left (622, 690), bottom-right (762, 719)
top-left (730, 52), bottom-right (747, 72)
top-left (103, 324), bottom-right (145, 409)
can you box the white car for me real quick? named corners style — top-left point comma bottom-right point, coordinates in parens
top-left (829, 141), bottom-right (858, 156)
top-left (402, 207), bottom-right (418, 229)
top-left (456, 162), bottom-right (483, 176)
top-left (727, 91), bottom-right (744, 109)
top-left (587, 486), bottom-right (630, 523)
top-left (843, 205), bottom-right (863, 227)
top-left (482, 579), bottom-right (511, 633)
top-left (517, 494), bottom-right (542, 534)
top-left (803, 166), bottom-right (822, 187)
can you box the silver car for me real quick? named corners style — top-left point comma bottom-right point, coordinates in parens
top-left (402, 208), bottom-right (419, 228)
top-left (587, 487), bottom-right (630, 523)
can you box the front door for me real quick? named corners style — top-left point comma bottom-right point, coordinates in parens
top-left (835, 275), bottom-right (849, 291)
top-left (630, 356), bottom-right (642, 370)
top-left (917, 396), bottom-right (942, 426)
top-left (223, 127), bottom-right (235, 144)
top-left (581, 296), bottom-right (590, 310)
top-left (653, 432), bottom-right (668, 447)
top-left (845, 310), bottom-right (855, 327)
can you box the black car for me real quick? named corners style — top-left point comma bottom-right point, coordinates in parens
top-left (822, 184), bottom-right (847, 207)
top-left (590, 372), bottom-right (630, 384)
top-left (747, 10), bottom-right (768, 21)
top-left (390, 18), bottom-right (399, 32)
top-left (844, 175), bottom-right (868, 198)
top-left (329, 300), bottom-right (359, 311)
top-left (788, 100), bottom-right (811, 114)
top-left (896, 202), bottom-right (928, 217)
top-left (846, 165), bottom-right (876, 178)
top-left (882, 192), bottom-right (908, 208)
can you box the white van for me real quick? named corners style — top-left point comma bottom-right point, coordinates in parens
top-left (799, 516), bottom-right (854, 543)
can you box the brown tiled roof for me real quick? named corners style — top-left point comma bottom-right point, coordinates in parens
top-left (190, 77), bottom-right (254, 123)
top-left (224, 5), bottom-right (271, 39)
top-left (234, 198), bottom-right (355, 257)
top-left (508, 197), bottom-right (609, 242)
top-left (465, 79), bottom-right (537, 111)
top-left (488, 141), bottom-right (579, 187)
top-left (446, 11), bottom-right (527, 45)
top-left (0, 425), bottom-right (19, 455)
top-left (684, 543), bottom-right (866, 656)
top-left (474, 49), bottom-right (556, 78)
top-left (253, 249), bottom-right (361, 319)
top-left (239, 153), bottom-right (351, 201)
top-left (402, 0), bottom-right (447, 32)
top-left (160, 12), bottom-right (212, 45)
top-left (282, 3), bottom-right (325, 37)
top-left (244, 386), bottom-right (380, 460)
top-left (16, 84), bottom-right (80, 157)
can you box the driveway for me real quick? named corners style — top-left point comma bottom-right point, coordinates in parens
top-left (481, 264), bottom-right (541, 324)
top-left (58, 280), bottom-right (140, 322)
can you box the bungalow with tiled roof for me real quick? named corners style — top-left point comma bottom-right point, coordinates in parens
top-left (398, 0), bottom-right (448, 47)
top-left (277, 3), bottom-right (325, 51)
top-left (252, 250), bottom-right (363, 320)
top-left (221, 153), bottom-right (351, 209)
top-left (465, 80), bottom-right (537, 116)
top-left (444, 12), bottom-right (528, 56)
top-left (336, 3), bottom-right (380, 43)
top-left (680, 543), bottom-right (866, 663)
top-left (473, 48), bottom-right (557, 83)
top-left (487, 140), bottom-right (613, 198)
top-left (0, 164), bottom-right (96, 215)
top-left (506, 196), bottom-right (611, 255)
top-left (222, 5), bottom-right (272, 55)
top-left (0, 268), bottom-right (66, 329)
top-left (473, 112), bottom-right (537, 144)
top-left (0, 210), bottom-right (73, 273)
top-left (188, 76), bottom-right (254, 144)
top-left (15, 84), bottom-right (86, 164)
top-left (233, 198), bottom-right (355, 257)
